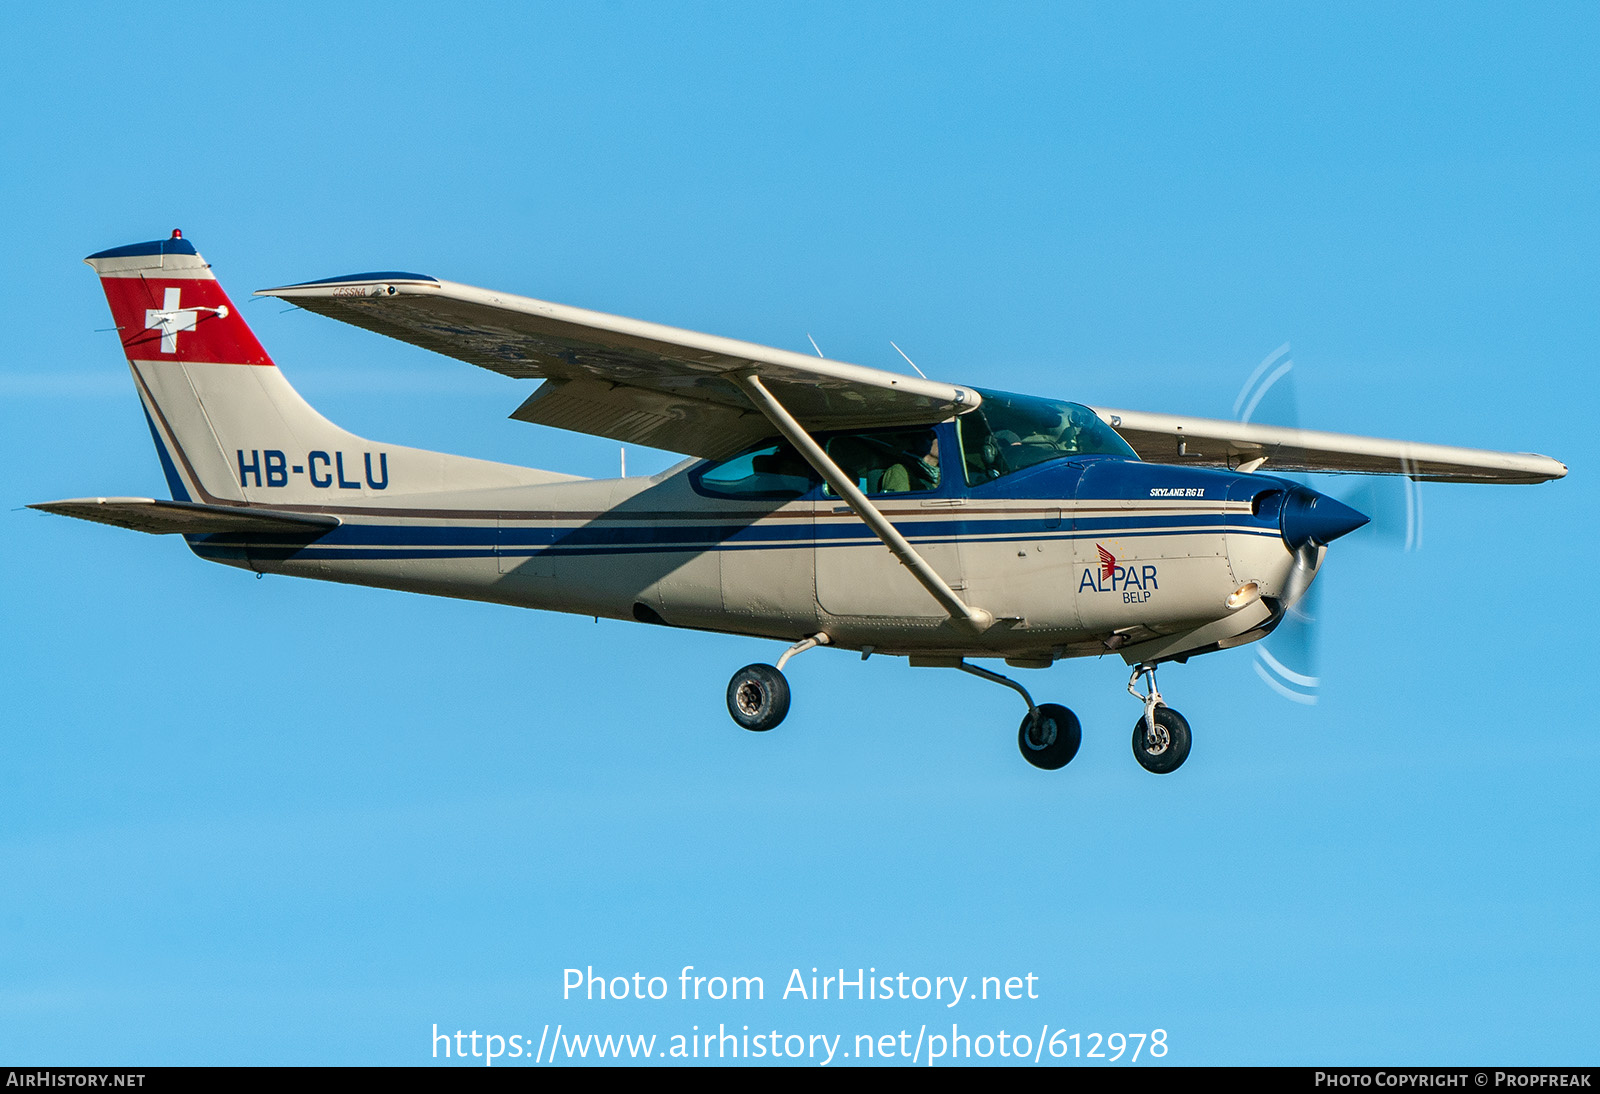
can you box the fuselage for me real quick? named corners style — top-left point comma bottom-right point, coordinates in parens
top-left (187, 417), bottom-right (1314, 666)
top-left (62, 237), bottom-right (1375, 673)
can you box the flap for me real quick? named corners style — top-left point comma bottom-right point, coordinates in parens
top-left (508, 378), bottom-right (773, 460)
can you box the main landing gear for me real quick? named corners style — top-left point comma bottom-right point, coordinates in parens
top-left (1127, 662), bottom-right (1191, 774)
top-left (725, 635), bottom-right (829, 733)
top-left (955, 662), bottom-right (1082, 771)
top-left (725, 639), bottom-right (1190, 774)
top-left (726, 663), bottom-right (790, 732)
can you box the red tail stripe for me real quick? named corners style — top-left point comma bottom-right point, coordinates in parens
top-left (98, 276), bottom-right (273, 366)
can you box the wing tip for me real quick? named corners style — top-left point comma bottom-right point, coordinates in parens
top-left (255, 271), bottom-right (440, 298)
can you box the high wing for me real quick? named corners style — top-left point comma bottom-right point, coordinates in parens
top-left (255, 270), bottom-right (1561, 482)
top-left (1090, 407), bottom-right (1566, 483)
top-left (29, 498), bottom-right (341, 536)
top-left (257, 273), bottom-right (977, 459)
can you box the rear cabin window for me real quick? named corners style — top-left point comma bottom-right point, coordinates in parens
top-left (694, 441), bottom-right (816, 499)
top-left (957, 390), bottom-right (1137, 485)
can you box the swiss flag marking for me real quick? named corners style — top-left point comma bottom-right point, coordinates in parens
top-left (145, 287), bottom-right (198, 353)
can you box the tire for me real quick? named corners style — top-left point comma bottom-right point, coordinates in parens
top-left (726, 664), bottom-right (790, 732)
top-left (1131, 706), bottom-right (1192, 774)
top-left (1017, 703), bottom-right (1082, 770)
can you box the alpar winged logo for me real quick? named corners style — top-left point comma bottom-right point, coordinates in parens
top-left (1081, 544), bottom-right (1159, 602)
top-left (1098, 544), bottom-right (1117, 582)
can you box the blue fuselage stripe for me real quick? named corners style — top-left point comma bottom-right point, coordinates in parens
top-left (140, 405), bottom-right (192, 503)
top-left (194, 512), bottom-right (1281, 562)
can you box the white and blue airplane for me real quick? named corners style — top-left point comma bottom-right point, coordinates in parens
top-left (34, 232), bottom-right (1568, 773)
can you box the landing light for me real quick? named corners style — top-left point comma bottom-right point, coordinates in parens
top-left (1226, 582), bottom-right (1260, 611)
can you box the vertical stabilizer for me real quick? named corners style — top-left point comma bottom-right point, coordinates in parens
top-left (86, 232), bottom-right (573, 507)
top-left (88, 232), bottom-right (271, 503)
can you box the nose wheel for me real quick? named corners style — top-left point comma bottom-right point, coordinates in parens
top-left (1131, 705), bottom-right (1191, 773)
top-left (1127, 662), bottom-right (1191, 773)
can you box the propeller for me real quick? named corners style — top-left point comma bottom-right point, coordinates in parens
top-left (1232, 345), bottom-right (1420, 704)
top-left (1255, 543), bottom-right (1322, 704)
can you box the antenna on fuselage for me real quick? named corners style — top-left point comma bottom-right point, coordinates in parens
top-left (620, 446), bottom-right (627, 478)
top-left (890, 340), bottom-right (928, 379)
top-left (806, 333), bottom-right (825, 358)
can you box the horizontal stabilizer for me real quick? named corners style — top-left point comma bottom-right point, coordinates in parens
top-left (30, 498), bottom-right (340, 536)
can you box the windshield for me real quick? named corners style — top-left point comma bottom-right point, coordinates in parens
top-left (958, 389), bottom-right (1138, 484)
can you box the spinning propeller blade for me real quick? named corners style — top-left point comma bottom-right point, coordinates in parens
top-left (1255, 544), bottom-right (1322, 704)
top-left (1232, 345), bottom-right (1409, 704)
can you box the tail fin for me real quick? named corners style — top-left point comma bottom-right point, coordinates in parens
top-left (87, 232), bottom-right (569, 505)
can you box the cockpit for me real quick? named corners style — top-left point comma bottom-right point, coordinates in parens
top-left (955, 388), bottom-right (1138, 485)
top-left (691, 388), bottom-right (1138, 501)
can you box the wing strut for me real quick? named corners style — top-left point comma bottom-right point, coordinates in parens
top-left (734, 374), bottom-right (994, 634)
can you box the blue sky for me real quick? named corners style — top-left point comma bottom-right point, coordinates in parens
top-left (3, 2), bottom-right (1595, 1065)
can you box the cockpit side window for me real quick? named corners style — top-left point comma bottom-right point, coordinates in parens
top-left (820, 428), bottom-right (942, 497)
top-left (694, 427), bottom-right (949, 501)
top-left (958, 390), bottom-right (1137, 484)
top-left (692, 440), bottom-right (817, 499)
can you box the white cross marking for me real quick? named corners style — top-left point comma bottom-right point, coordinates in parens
top-left (145, 287), bottom-right (198, 353)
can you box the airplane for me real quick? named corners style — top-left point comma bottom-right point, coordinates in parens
top-left (33, 232), bottom-right (1568, 774)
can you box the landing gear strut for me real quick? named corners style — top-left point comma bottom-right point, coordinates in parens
top-left (1127, 662), bottom-right (1191, 774)
top-left (957, 662), bottom-right (1081, 770)
top-left (725, 634), bottom-right (830, 732)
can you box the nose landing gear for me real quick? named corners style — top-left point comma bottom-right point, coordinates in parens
top-left (1127, 662), bottom-right (1192, 773)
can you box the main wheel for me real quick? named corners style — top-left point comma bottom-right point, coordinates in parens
top-left (1131, 706), bottom-right (1191, 774)
top-left (1017, 703), bottom-right (1082, 770)
top-left (727, 663), bottom-right (790, 732)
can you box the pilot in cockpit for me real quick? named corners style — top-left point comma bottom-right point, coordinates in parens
top-left (881, 431), bottom-right (941, 493)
